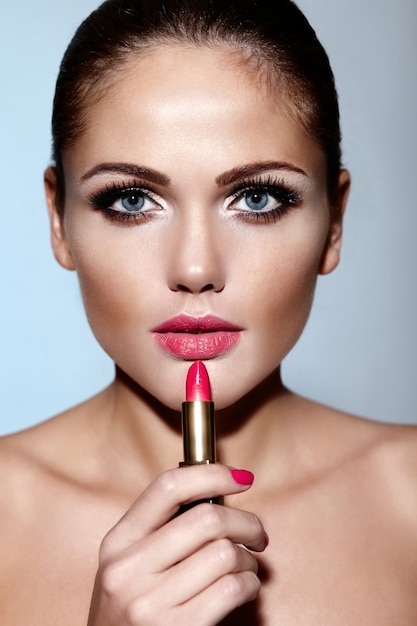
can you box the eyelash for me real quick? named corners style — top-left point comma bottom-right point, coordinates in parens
top-left (228, 175), bottom-right (301, 223)
top-left (88, 180), bottom-right (160, 224)
top-left (88, 176), bottom-right (301, 225)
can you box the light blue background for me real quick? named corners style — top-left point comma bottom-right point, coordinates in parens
top-left (1, 0), bottom-right (416, 435)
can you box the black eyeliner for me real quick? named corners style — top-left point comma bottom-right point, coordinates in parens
top-left (228, 174), bottom-right (302, 222)
top-left (88, 179), bottom-right (160, 223)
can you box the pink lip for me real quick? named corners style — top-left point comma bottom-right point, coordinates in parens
top-left (152, 315), bottom-right (243, 360)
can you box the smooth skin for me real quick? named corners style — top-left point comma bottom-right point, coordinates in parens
top-left (0, 45), bottom-right (416, 625)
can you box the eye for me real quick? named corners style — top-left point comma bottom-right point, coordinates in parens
top-left (227, 178), bottom-right (301, 222)
top-left (89, 182), bottom-right (163, 223)
top-left (235, 189), bottom-right (277, 212)
top-left (116, 190), bottom-right (152, 213)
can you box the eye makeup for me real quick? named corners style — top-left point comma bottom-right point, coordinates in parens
top-left (88, 179), bottom-right (162, 223)
top-left (87, 172), bottom-right (302, 225)
top-left (227, 174), bottom-right (302, 223)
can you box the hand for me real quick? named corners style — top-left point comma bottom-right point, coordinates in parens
top-left (87, 464), bottom-right (267, 625)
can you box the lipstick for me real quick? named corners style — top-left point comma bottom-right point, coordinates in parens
top-left (180, 360), bottom-right (216, 466)
top-left (179, 361), bottom-right (218, 508)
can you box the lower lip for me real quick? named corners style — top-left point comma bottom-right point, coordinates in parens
top-left (153, 331), bottom-right (241, 359)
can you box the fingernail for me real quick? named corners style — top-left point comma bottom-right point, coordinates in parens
top-left (230, 469), bottom-right (255, 485)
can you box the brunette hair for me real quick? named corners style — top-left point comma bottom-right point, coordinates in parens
top-left (51, 0), bottom-right (342, 210)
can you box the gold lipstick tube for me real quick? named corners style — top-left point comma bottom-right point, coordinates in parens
top-left (179, 400), bottom-right (216, 466)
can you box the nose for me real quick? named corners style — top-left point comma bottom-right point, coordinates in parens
top-left (167, 212), bottom-right (226, 294)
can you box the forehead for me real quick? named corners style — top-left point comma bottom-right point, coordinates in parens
top-left (65, 44), bottom-right (325, 180)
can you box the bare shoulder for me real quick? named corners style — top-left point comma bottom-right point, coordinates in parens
top-left (0, 388), bottom-right (117, 580)
top-left (0, 406), bottom-right (84, 579)
top-left (0, 390), bottom-right (119, 624)
top-left (339, 408), bottom-right (417, 490)
top-left (284, 393), bottom-right (417, 522)
top-left (307, 396), bottom-right (417, 521)
top-left (0, 407), bottom-right (79, 512)
top-left (363, 418), bottom-right (417, 514)
top-left (305, 394), bottom-right (417, 463)
top-left (0, 386), bottom-right (113, 503)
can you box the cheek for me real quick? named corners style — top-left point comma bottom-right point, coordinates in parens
top-left (76, 257), bottom-right (134, 353)
top-left (242, 221), bottom-right (328, 350)
top-left (64, 221), bottom-right (157, 349)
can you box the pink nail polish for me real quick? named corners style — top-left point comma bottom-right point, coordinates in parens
top-left (230, 469), bottom-right (254, 485)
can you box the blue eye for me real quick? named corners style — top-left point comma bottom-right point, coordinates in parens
top-left (229, 180), bottom-right (300, 221)
top-left (242, 190), bottom-right (270, 211)
top-left (89, 182), bottom-right (162, 223)
top-left (120, 192), bottom-right (146, 212)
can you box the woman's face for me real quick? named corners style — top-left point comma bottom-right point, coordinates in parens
top-left (46, 45), bottom-right (345, 410)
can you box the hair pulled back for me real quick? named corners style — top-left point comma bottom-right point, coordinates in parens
top-left (52, 0), bottom-right (342, 208)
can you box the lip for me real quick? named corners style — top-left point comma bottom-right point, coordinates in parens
top-left (152, 314), bottom-right (243, 360)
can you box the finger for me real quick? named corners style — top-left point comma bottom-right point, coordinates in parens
top-left (134, 502), bottom-right (266, 575)
top-left (125, 565), bottom-right (260, 626)
top-left (175, 571), bottom-right (261, 626)
top-left (103, 465), bottom-right (255, 553)
top-left (163, 538), bottom-right (259, 606)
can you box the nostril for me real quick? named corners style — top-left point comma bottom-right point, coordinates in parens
top-left (200, 283), bottom-right (215, 293)
top-left (174, 282), bottom-right (218, 294)
top-left (175, 283), bottom-right (192, 293)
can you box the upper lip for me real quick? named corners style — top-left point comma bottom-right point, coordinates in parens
top-left (152, 314), bottom-right (243, 334)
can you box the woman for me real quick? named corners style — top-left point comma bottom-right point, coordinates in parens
top-left (1, 1), bottom-right (416, 624)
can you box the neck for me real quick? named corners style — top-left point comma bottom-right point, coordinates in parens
top-left (215, 369), bottom-right (291, 468)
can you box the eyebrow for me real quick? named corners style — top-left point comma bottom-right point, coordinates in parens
top-left (80, 159), bottom-right (307, 187)
top-left (81, 162), bottom-right (171, 186)
top-left (215, 161), bottom-right (308, 186)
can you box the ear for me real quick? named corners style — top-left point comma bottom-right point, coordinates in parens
top-left (319, 169), bottom-right (350, 275)
top-left (44, 166), bottom-right (75, 271)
